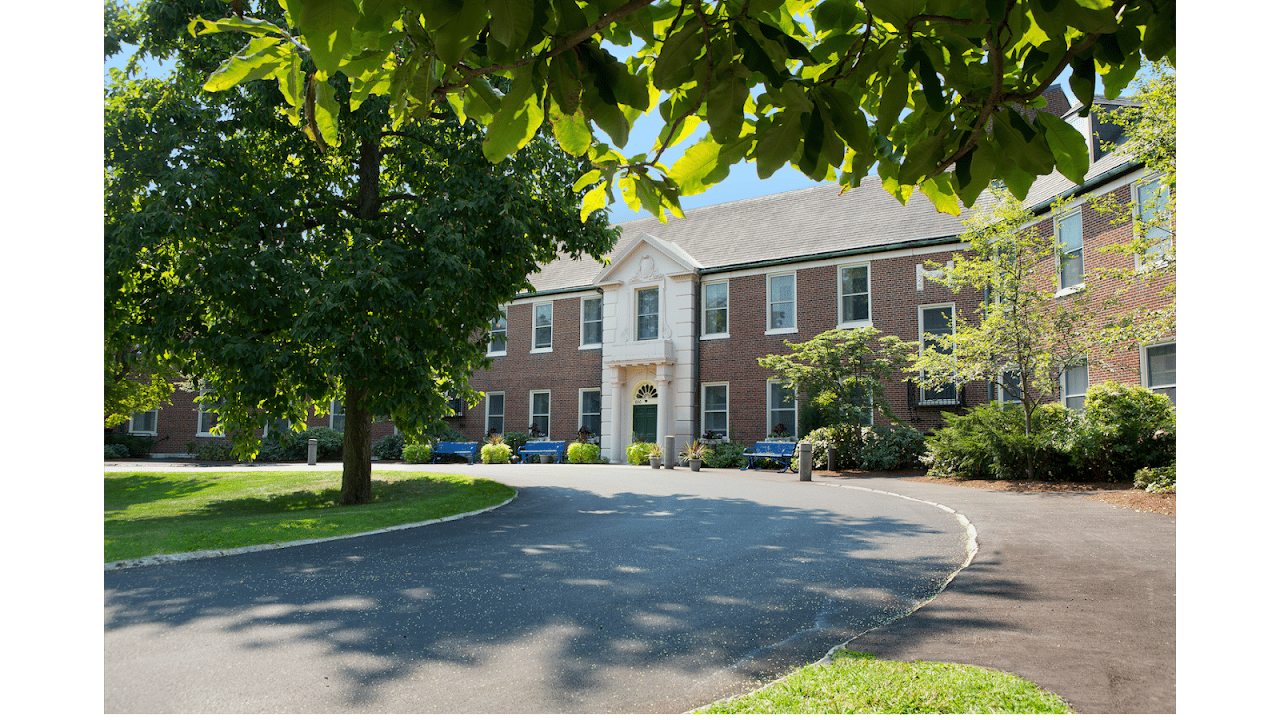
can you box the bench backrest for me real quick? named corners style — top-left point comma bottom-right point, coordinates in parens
top-left (523, 440), bottom-right (565, 453)
top-left (753, 442), bottom-right (796, 455)
top-left (436, 441), bottom-right (477, 453)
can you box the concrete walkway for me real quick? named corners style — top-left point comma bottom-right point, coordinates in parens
top-left (104, 461), bottom-right (1175, 713)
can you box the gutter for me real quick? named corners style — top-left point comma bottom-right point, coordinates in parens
top-left (695, 233), bottom-right (966, 277)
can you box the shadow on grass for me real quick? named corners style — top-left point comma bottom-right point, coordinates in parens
top-left (104, 473), bottom-right (218, 512)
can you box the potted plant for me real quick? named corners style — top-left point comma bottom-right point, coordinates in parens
top-left (649, 448), bottom-right (662, 469)
top-left (680, 441), bottom-right (708, 471)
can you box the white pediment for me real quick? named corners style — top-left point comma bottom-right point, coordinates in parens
top-left (592, 232), bottom-right (703, 287)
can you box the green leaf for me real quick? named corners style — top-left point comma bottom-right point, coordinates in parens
top-left (706, 63), bottom-right (749, 144)
top-left (549, 98), bottom-right (593, 156)
top-left (580, 183), bottom-right (609, 223)
top-left (433, 1), bottom-right (490, 68)
top-left (203, 37), bottom-right (288, 92)
top-left (652, 21), bottom-right (704, 90)
top-left (292, 0), bottom-right (361, 74)
top-left (313, 79), bottom-right (341, 149)
top-left (1069, 53), bottom-right (1096, 114)
top-left (876, 71), bottom-right (908, 134)
top-left (1037, 112), bottom-right (1089, 185)
top-left (483, 66), bottom-right (545, 163)
top-left (898, 133), bottom-right (947, 185)
top-left (188, 15), bottom-right (285, 38)
top-left (754, 109), bottom-right (804, 179)
top-left (669, 135), bottom-right (723, 195)
top-left (920, 175), bottom-right (960, 216)
top-left (487, 0), bottom-right (535, 53)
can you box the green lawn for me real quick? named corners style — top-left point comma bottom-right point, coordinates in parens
top-left (697, 651), bottom-right (1072, 714)
top-left (104, 470), bottom-right (516, 563)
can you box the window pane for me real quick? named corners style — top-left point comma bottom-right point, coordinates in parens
top-left (637, 288), bottom-right (659, 315)
top-left (840, 266), bottom-right (869, 323)
top-left (581, 391), bottom-right (601, 436)
top-left (1058, 212), bottom-right (1082, 252)
top-left (770, 275), bottom-right (794, 302)
top-left (637, 288), bottom-right (659, 340)
top-left (487, 394), bottom-right (505, 435)
top-left (533, 392), bottom-right (549, 414)
top-left (1058, 213), bottom-right (1083, 287)
top-left (1147, 344), bottom-right (1175, 388)
top-left (704, 283), bottom-right (728, 335)
top-left (705, 385), bottom-right (727, 411)
top-left (705, 282), bottom-right (727, 309)
top-left (583, 298), bottom-right (602, 345)
top-left (769, 382), bottom-right (796, 436)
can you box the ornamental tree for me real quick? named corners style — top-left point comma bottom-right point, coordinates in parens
top-left (106, 0), bottom-right (617, 504)
top-left (758, 327), bottom-right (914, 449)
top-left (187, 0), bottom-right (1174, 220)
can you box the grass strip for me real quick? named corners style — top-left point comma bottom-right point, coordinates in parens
top-left (105, 471), bottom-right (515, 563)
top-left (697, 650), bottom-right (1072, 714)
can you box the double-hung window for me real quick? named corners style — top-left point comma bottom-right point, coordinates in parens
top-left (998, 369), bottom-right (1023, 403)
top-left (530, 391), bottom-right (550, 437)
top-left (488, 312), bottom-right (507, 355)
top-left (1062, 363), bottom-right (1088, 410)
top-left (1056, 210), bottom-right (1084, 291)
top-left (838, 264), bottom-right (870, 326)
top-left (703, 281), bottom-right (728, 337)
top-left (533, 302), bottom-right (553, 351)
top-left (579, 389), bottom-right (601, 438)
top-left (1135, 178), bottom-right (1173, 267)
top-left (767, 381), bottom-right (796, 438)
top-left (1145, 342), bottom-right (1175, 406)
top-left (330, 398), bottom-right (345, 432)
top-left (129, 409), bottom-right (158, 435)
top-left (636, 287), bottom-right (659, 341)
top-left (918, 305), bottom-right (957, 405)
top-left (702, 383), bottom-right (728, 439)
top-left (485, 392), bottom-right (505, 435)
top-left (581, 297), bottom-right (603, 347)
top-left (767, 273), bottom-right (796, 332)
top-left (196, 382), bottom-right (223, 437)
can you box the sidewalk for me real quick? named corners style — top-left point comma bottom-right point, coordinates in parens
top-left (817, 475), bottom-right (1175, 714)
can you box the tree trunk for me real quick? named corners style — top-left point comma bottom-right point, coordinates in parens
top-left (339, 384), bottom-right (374, 505)
top-left (1021, 397), bottom-right (1037, 482)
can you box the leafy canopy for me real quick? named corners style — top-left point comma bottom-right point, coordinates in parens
top-left (187, 0), bottom-right (1174, 221)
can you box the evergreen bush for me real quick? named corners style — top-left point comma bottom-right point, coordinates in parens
top-left (481, 440), bottom-right (512, 464)
top-left (1077, 382), bottom-right (1176, 483)
top-left (858, 426), bottom-right (928, 471)
top-left (703, 441), bottom-right (746, 469)
top-left (402, 443), bottom-right (433, 464)
top-left (567, 442), bottom-right (600, 464)
top-left (372, 433), bottom-right (405, 461)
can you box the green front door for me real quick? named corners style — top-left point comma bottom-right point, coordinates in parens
top-left (632, 404), bottom-right (658, 443)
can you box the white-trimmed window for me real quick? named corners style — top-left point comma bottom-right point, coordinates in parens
top-left (1056, 210), bottom-right (1084, 291)
top-left (263, 417), bottom-right (290, 437)
top-left (488, 311), bottom-right (507, 356)
top-left (703, 281), bottom-right (729, 337)
top-left (530, 390), bottom-right (550, 437)
top-left (1062, 363), bottom-right (1089, 411)
top-left (1135, 177), bottom-right (1173, 267)
top-left (1144, 341), bottom-right (1176, 406)
top-left (702, 383), bottom-right (728, 439)
top-left (767, 381), bottom-right (797, 438)
top-left (196, 383), bottom-right (222, 437)
top-left (767, 273), bottom-right (796, 332)
top-left (330, 398), bottom-right (345, 432)
top-left (636, 287), bottom-right (660, 341)
top-left (533, 302), bottom-right (553, 351)
top-left (918, 304), bottom-right (957, 405)
top-left (581, 297), bottom-right (603, 348)
top-left (129, 409), bottom-right (158, 435)
top-left (578, 389), bottom-right (601, 438)
top-left (997, 369), bottom-right (1023, 403)
top-left (838, 264), bottom-right (871, 326)
top-left (485, 392), bottom-right (505, 435)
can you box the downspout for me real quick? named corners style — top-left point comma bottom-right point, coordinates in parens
top-left (693, 274), bottom-right (701, 443)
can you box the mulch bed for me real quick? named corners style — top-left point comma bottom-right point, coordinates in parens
top-left (813, 469), bottom-right (1175, 516)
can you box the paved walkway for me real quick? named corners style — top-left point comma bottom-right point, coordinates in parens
top-left (105, 461), bottom-right (1175, 713)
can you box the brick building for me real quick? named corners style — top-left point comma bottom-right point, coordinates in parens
top-left (117, 90), bottom-right (1174, 461)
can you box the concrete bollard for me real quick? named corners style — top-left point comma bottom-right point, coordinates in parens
top-left (799, 442), bottom-right (812, 482)
top-left (307, 438), bottom-right (318, 465)
top-left (664, 435), bottom-right (676, 470)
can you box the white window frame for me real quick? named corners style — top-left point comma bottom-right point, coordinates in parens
top-left (635, 286), bottom-right (660, 341)
top-left (578, 388), bottom-right (602, 439)
top-left (701, 383), bottom-right (729, 439)
top-left (702, 281), bottom-right (730, 339)
top-left (1061, 362), bottom-right (1089, 411)
top-left (766, 380), bottom-right (797, 439)
top-left (532, 302), bottom-right (553, 352)
top-left (1133, 176), bottom-right (1173, 270)
top-left (485, 392), bottom-right (505, 436)
top-left (529, 390), bottom-right (551, 438)
top-left (766, 272), bottom-right (797, 334)
top-left (329, 397), bottom-right (345, 432)
top-left (837, 263), bottom-right (872, 327)
top-left (1055, 209), bottom-right (1085, 294)
top-left (1142, 339), bottom-right (1176, 406)
top-left (580, 296), bottom-right (603, 349)
top-left (488, 309), bottom-right (508, 357)
top-left (128, 408), bottom-right (159, 435)
top-left (917, 303), bottom-right (958, 406)
top-left (996, 368), bottom-right (1024, 404)
top-left (196, 383), bottom-right (223, 437)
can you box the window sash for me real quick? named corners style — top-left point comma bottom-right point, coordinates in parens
top-left (579, 390), bottom-right (602, 437)
top-left (767, 381), bottom-right (796, 437)
top-left (840, 265), bottom-right (870, 324)
top-left (769, 275), bottom-right (795, 330)
top-left (636, 288), bottom-right (659, 341)
top-left (1137, 179), bottom-right (1173, 263)
top-left (704, 282), bottom-right (728, 335)
top-left (489, 314), bottom-right (507, 354)
top-left (1063, 364), bottom-right (1088, 410)
top-left (130, 409), bottom-right (158, 434)
top-left (1057, 212), bottom-right (1084, 288)
top-left (582, 298), bottom-right (603, 346)
top-left (330, 398), bottom-right (345, 432)
top-left (702, 384), bottom-right (728, 437)
top-left (1146, 343), bottom-right (1175, 405)
top-left (919, 306), bottom-right (956, 403)
top-left (530, 391), bottom-right (550, 437)
top-left (486, 393), bottom-right (505, 435)
top-left (533, 303), bottom-right (553, 349)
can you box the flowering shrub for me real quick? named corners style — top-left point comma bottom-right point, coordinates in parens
top-left (481, 441), bottom-right (512, 464)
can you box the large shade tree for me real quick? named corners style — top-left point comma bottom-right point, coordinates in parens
top-left (106, 0), bottom-right (617, 504)
top-left (189, 0), bottom-right (1174, 219)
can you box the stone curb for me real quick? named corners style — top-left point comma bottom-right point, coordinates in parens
top-left (104, 492), bottom-right (518, 571)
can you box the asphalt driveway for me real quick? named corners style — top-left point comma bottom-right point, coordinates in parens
top-left (104, 464), bottom-right (974, 713)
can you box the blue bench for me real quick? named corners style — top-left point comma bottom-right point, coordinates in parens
top-left (432, 441), bottom-right (478, 465)
top-left (519, 440), bottom-right (567, 464)
top-left (741, 441), bottom-right (798, 473)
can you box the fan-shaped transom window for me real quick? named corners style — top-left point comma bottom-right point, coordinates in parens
top-left (633, 382), bottom-right (659, 404)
